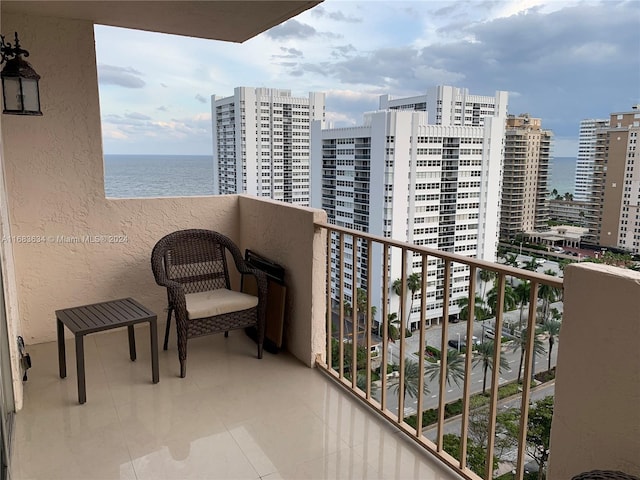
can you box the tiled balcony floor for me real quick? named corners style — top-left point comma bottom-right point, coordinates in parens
top-left (11, 327), bottom-right (459, 480)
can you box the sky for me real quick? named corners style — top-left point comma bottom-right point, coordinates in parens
top-left (95, 0), bottom-right (640, 157)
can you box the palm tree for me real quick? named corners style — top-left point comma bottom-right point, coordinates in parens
top-left (541, 318), bottom-right (561, 371)
top-left (425, 349), bottom-right (465, 388)
top-left (521, 257), bottom-right (539, 271)
top-left (456, 295), bottom-right (487, 322)
top-left (473, 340), bottom-right (511, 395)
top-left (343, 300), bottom-right (352, 318)
top-left (486, 282), bottom-right (517, 316)
top-left (505, 254), bottom-right (519, 268)
top-left (479, 269), bottom-right (496, 301)
top-left (407, 272), bottom-right (422, 327)
top-left (392, 273), bottom-right (422, 330)
top-left (510, 327), bottom-right (545, 383)
top-left (356, 287), bottom-right (367, 332)
top-left (389, 359), bottom-right (429, 400)
top-left (384, 312), bottom-right (400, 342)
top-left (504, 254), bottom-right (519, 285)
top-left (514, 281), bottom-right (531, 329)
top-left (392, 277), bottom-right (403, 318)
top-left (538, 269), bottom-right (559, 322)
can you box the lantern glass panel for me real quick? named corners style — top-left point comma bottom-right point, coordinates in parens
top-left (2, 76), bottom-right (21, 112)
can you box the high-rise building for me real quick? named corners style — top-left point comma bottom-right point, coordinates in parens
top-left (311, 104), bottom-right (506, 328)
top-left (596, 106), bottom-right (640, 253)
top-left (500, 114), bottom-right (552, 240)
top-left (211, 87), bottom-right (325, 205)
top-left (575, 118), bottom-right (609, 202)
top-left (379, 85), bottom-right (508, 127)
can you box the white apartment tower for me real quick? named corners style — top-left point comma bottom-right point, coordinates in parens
top-left (379, 85), bottom-right (508, 127)
top-left (311, 104), bottom-right (506, 328)
top-left (575, 118), bottom-right (610, 202)
top-left (212, 87), bottom-right (325, 205)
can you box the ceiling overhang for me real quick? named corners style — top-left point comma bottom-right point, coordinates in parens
top-left (1, 1), bottom-right (322, 43)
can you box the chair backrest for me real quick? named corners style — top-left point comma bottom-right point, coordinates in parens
top-left (153, 230), bottom-right (232, 294)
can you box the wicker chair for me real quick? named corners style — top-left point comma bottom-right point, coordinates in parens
top-left (151, 229), bottom-right (268, 377)
top-left (572, 472), bottom-right (639, 480)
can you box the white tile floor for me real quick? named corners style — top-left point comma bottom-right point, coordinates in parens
top-left (10, 327), bottom-right (460, 479)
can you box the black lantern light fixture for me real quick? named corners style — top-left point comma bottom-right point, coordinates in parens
top-left (0, 32), bottom-right (41, 116)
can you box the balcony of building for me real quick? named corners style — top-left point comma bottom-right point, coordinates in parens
top-left (0, 4), bottom-right (639, 480)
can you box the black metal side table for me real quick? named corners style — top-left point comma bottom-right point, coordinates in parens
top-left (56, 297), bottom-right (159, 404)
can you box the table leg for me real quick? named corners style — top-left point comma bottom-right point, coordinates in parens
top-left (128, 325), bottom-right (136, 361)
top-left (57, 319), bottom-right (66, 379)
top-left (75, 335), bottom-right (86, 404)
top-left (149, 318), bottom-right (159, 384)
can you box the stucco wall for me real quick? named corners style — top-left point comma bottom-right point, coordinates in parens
top-left (0, 13), bottom-right (245, 345)
top-left (0, 12), bottom-right (326, 408)
top-left (548, 263), bottom-right (640, 477)
top-left (238, 195), bottom-right (326, 367)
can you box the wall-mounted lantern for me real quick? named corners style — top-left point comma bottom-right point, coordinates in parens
top-left (0, 32), bottom-right (41, 116)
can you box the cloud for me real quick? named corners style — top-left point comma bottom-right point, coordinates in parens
top-left (272, 47), bottom-right (304, 61)
top-left (97, 64), bottom-right (145, 88)
top-left (265, 19), bottom-right (317, 40)
top-left (264, 18), bottom-right (341, 41)
top-left (311, 5), bottom-right (361, 23)
top-left (157, 105), bottom-right (168, 112)
top-left (195, 94), bottom-right (207, 104)
top-left (125, 112), bottom-right (151, 120)
top-left (331, 44), bottom-right (356, 58)
top-left (102, 112), bottom-right (211, 143)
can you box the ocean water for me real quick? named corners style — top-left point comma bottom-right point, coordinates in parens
top-left (104, 154), bottom-right (578, 199)
top-left (549, 157), bottom-right (576, 196)
top-left (104, 154), bottom-right (215, 198)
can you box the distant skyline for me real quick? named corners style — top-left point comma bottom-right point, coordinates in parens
top-left (95, 0), bottom-right (640, 157)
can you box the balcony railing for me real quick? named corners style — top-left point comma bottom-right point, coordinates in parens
top-left (314, 221), bottom-right (563, 480)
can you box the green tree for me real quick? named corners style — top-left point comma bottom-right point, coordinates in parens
top-left (456, 295), bottom-right (487, 322)
top-left (479, 269), bottom-right (497, 301)
top-left (392, 277), bottom-right (403, 314)
top-left (331, 338), bottom-right (367, 373)
top-left (538, 270), bottom-right (559, 322)
top-left (505, 254), bottom-right (519, 268)
top-left (521, 257), bottom-right (539, 271)
top-left (540, 318), bottom-right (561, 371)
top-left (510, 327), bottom-right (546, 383)
top-left (343, 300), bottom-right (352, 318)
top-left (392, 273), bottom-right (422, 330)
top-left (486, 282), bottom-right (517, 316)
top-left (468, 406), bottom-right (520, 464)
top-left (384, 312), bottom-right (400, 343)
top-left (442, 433), bottom-right (496, 477)
top-left (527, 396), bottom-right (554, 479)
top-left (473, 340), bottom-right (511, 395)
top-left (424, 348), bottom-right (465, 388)
top-left (407, 272), bottom-right (422, 326)
top-left (389, 359), bottom-right (429, 400)
top-left (355, 288), bottom-right (368, 332)
top-left (514, 281), bottom-right (531, 329)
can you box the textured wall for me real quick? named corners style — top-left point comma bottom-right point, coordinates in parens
top-left (0, 13), bottom-right (242, 344)
top-left (238, 196), bottom-right (327, 367)
top-left (0, 12), bottom-right (326, 385)
top-left (548, 263), bottom-right (640, 477)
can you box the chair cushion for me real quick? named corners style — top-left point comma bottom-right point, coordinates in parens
top-left (185, 289), bottom-right (258, 320)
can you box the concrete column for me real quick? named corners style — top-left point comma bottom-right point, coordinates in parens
top-left (548, 263), bottom-right (640, 478)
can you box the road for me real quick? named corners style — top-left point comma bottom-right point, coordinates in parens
top-left (378, 334), bottom-right (559, 418)
top-left (377, 290), bottom-right (562, 418)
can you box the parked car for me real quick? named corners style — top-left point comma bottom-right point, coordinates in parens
top-left (484, 328), bottom-right (495, 339)
top-left (535, 258), bottom-right (546, 265)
